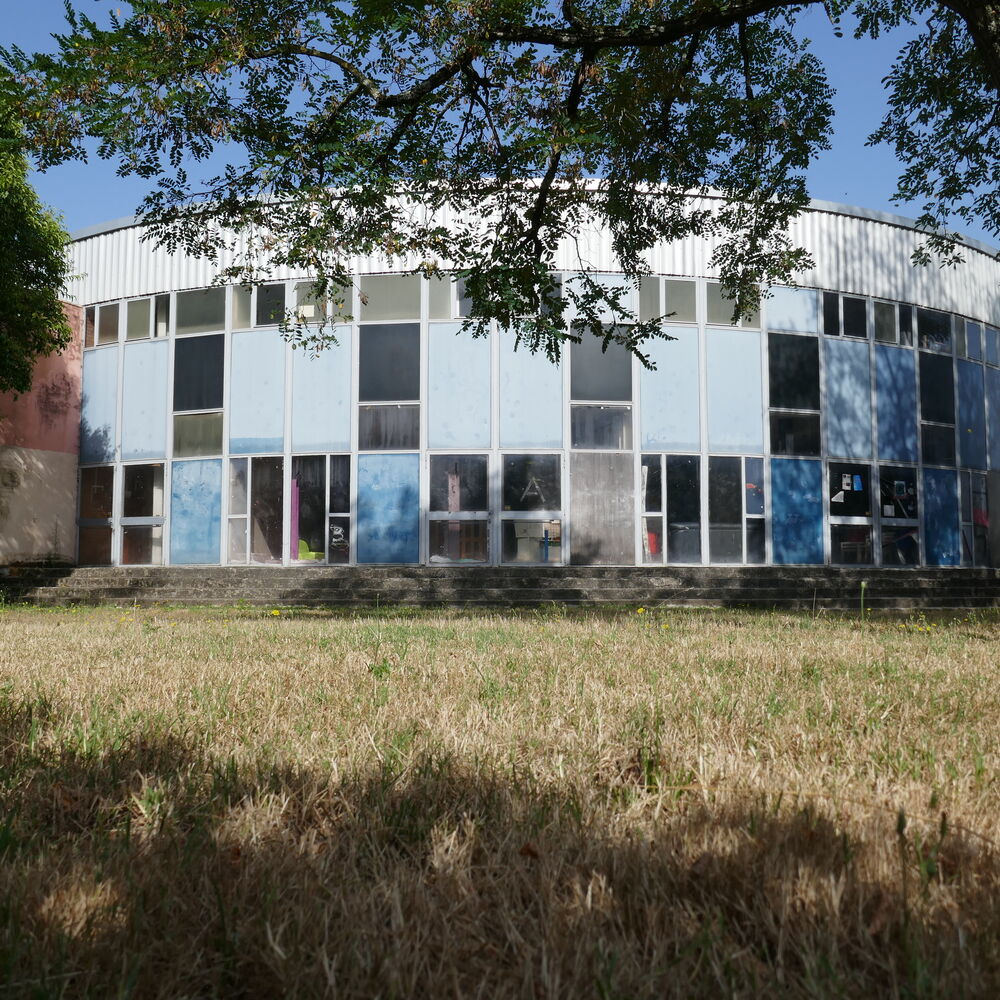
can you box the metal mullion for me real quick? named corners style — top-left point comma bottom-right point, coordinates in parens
top-left (698, 284), bottom-right (708, 564)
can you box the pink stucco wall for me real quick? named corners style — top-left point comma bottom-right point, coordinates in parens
top-left (0, 304), bottom-right (83, 455)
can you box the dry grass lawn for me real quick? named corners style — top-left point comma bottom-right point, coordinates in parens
top-left (1, 603), bottom-right (1000, 997)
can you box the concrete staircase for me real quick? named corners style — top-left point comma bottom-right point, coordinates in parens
top-left (2, 565), bottom-right (999, 611)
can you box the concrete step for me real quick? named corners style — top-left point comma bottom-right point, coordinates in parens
top-left (4, 564), bottom-right (999, 610)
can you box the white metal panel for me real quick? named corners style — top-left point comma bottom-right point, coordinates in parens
top-left (69, 199), bottom-right (1000, 324)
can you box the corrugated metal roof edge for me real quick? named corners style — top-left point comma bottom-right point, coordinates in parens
top-left (69, 198), bottom-right (1000, 260)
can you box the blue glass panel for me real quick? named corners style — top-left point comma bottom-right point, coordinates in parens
top-left (922, 468), bottom-right (960, 565)
top-left (987, 367), bottom-right (1000, 470)
top-left (170, 459), bottom-right (222, 564)
top-left (80, 347), bottom-right (118, 464)
top-left (357, 453), bottom-right (419, 563)
top-left (706, 328), bottom-right (762, 452)
top-left (229, 329), bottom-right (285, 454)
top-left (291, 326), bottom-right (351, 452)
top-left (121, 340), bottom-right (168, 460)
top-left (771, 458), bottom-right (824, 564)
top-left (766, 287), bottom-right (820, 333)
top-left (957, 360), bottom-right (987, 470)
top-left (987, 327), bottom-right (1000, 366)
top-left (875, 345), bottom-right (918, 462)
top-left (499, 331), bottom-right (562, 448)
top-left (640, 326), bottom-right (700, 451)
top-left (825, 338), bottom-right (872, 458)
top-left (967, 322), bottom-right (982, 361)
top-left (429, 322), bottom-right (490, 448)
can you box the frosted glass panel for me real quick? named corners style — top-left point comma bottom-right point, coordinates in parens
top-left (825, 338), bottom-right (872, 459)
top-left (80, 347), bottom-right (118, 464)
top-left (359, 274), bottom-right (421, 320)
top-left (291, 326), bottom-right (351, 452)
top-left (170, 459), bottom-right (222, 564)
top-left (122, 340), bottom-right (168, 460)
top-left (875, 345), bottom-right (918, 462)
top-left (499, 331), bottom-right (562, 448)
top-left (229, 329), bottom-right (285, 454)
top-left (766, 286), bottom-right (819, 333)
top-left (706, 328), bottom-right (763, 453)
top-left (428, 322), bottom-right (490, 448)
top-left (957, 359), bottom-right (987, 470)
top-left (640, 326), bottom-right (699, 451)
top-left (357, 453), bottom-right (420, 563)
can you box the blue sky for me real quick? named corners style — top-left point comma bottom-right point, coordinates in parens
top-left (5, 2), bottom-right (994, 247)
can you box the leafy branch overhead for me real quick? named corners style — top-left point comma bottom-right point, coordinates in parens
top-left (4, 1), bottom-right (1000, 358)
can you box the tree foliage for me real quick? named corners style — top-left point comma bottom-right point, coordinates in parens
top-left (3, 1), bottom-right (1000, 359)
top-left (0, 100), bottom-right (72, 395)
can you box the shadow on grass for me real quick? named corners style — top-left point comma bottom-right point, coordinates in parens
top-left (1, 694), bottom-right (998, 998)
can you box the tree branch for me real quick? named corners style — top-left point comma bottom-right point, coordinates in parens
top-left (490, 0), bottom-right (817, 49)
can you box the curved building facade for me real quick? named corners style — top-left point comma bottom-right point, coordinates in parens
top-left (69, 201), bottom-right (1000, 568)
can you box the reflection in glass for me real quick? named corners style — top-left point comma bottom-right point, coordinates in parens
top-left (173, 412), bottom-right (223, 457)
top-left (919, 352), bottom-right (955, 424)
top-left (768, 333), bottom-right (820, 409)
top-left (233, 285), bottom-right (252, 329)
top-left (746, 519), bottom-right (766, 564)
top-left (250, 457), bottom-right (283, 563)
top-left (359, 274), bottom-right (421, 321)
top-left (256, 283), bottom-right (286, 325)
top-left (709, 456), bottom-right (742, 563)
top-left (842, 297), bottom-right (867, 339)
top-left (123, 464), bottom-right (164, 517)
top-left (769, 412), bottom-right (821, 456)
top-left (80, 466), bottom-right (114, 519)
top-left (879, 466), bottom-right (917, 519)
top-left (823, 291), bottom-right (840, 337)
top-left (359, 324), bottom-right (420, 400)
top-left (176, 288), bottom-right (225, 335)
top-left (329, 455), bottom-right (351, 513)
top-left (664, 279), bottom-right (696, 323)
top-left (966, 322), bottom-right (982, 361)
top-left (122, 525), bottom-right (163, 565)
top-left (831, 524), bottom-right (873, 564)
top-left (570, 336), bottom-right (632, 401)
top-left (430, 456), bottom-right (488, 511)
top-left (229, 458), bottom-right (248, 516)
top-left (898, 304), bottom-right (914, 346)
top-left (921, 424), bottom-right (955, 466)
top-left (502, 520), bottom-right (561, 562)
top-left (570, 405), bottom-right (632, 449)
top-left (329, 516), bottom-right (350, 564)
top-left (97, 303), bottom-right (119, 345)
top-left (828, 463), bottom-right (872, 518)
top-left (429, 521), bottom-right (488, 562)
top-left (127, 299), bottom-right (150, 340)
top-left (874, 302), bottom-right (896, 343)
top-left (642, 516), bottom-right (663, 563)
top-left (358, 405), bottom-right (420, 450)
top-left (881, 526), bottom-right (919, 565)
top-left (228, 518), bottom-right (247, 563)
top-left (745, 457), bottom-right (765, 515)
top-left (666, 455), bottom-right (700, 563)
top-left (173, 334), bottom-right (224, 411)
top-left (707, 282), bottom-right (757, 326)
top-left (641, 455), bottom-right (662, 512)
top-left (78, 526), bottom-right (112, 565)
top-left (917, 308), bottom-right (952, 351)
top-left (503, 455), bottom-right (561, 511)
top-left (292, 456), bottom-right (326, 561)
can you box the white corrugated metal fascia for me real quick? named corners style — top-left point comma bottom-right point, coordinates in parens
top-left (67, 199), bottom-right (1000, 323)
